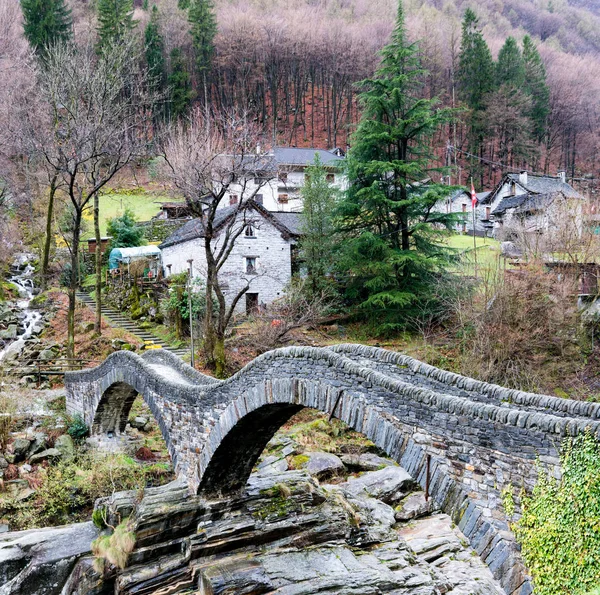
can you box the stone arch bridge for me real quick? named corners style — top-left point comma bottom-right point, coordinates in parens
top-left (65, 344), bottom-right (600, 595)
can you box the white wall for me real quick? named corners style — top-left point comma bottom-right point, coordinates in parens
top-left (222, 168), bottom-right (346, 212)
top-left (161, 212), bottom-right (294, 313)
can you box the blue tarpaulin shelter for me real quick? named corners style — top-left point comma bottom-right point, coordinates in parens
top-left (108, 246), bottom-right (162, 271)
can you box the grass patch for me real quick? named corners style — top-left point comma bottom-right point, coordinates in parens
top-left (84, 192), bottom-right (181, 237)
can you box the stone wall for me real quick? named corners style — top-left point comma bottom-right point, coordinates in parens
top-left (161, 211), bottom-right (294, 311)
top-left (65, 344), bottom-right (600, 594)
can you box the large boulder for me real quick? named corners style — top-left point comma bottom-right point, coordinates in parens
top-left (11, 439), bottom-right (31, 463)
top-left (29, 448), bottom-right (61, 465)
top-left (297, 452), bottom-right (345, 479)
top-left (54, 435), bottom-right (75, 460)
top-left (394, 491), bottom-right (433, 522)
top-left (129, 417), bottom-right (148, 430)
top-left (0, 325), bottom-right (17, 340)
top-left (27, 433), bottom-right (48, 458)
top-left (340, 453), bottom-right (395, 472)
top-left (343, 466), bottom-right (416, 505)
top-left (0, 522), bottom-right (98, 595)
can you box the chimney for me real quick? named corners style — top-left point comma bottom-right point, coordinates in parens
top-left (557, 171), bottom-right (566, 183)
top-left (519, 171), bottom-right (528, 186)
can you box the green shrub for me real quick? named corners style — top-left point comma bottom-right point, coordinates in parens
top-left (67, 414), bottom-right (89, 442)
top-left (512, 431), bottom-right (600, 595)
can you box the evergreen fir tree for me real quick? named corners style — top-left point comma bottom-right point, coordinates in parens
top-left (496, 37), bottom-right (525, 89)
top-left (97, 0), bottom-right (136, 48)
top-left (299, 155), bottom-right (339, 295)
top-left (457, 9), bottom-right (494, 112)
top-left (145, 6), bottom-right (165, 85)
top-left (21, 0), bottom-right (72, 57)
top-left (522, 35), bottom-right (550, 141)
top-left (168, 47), bottom-right (194, 120)
top-left (457, 9), bottom-right (494, 183)
top-left (188, 0), bottom-right (217, 106)
top-left (335, 0), bottom-right (459, 333)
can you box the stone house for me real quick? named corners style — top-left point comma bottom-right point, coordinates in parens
top-left (160, 202), bottom-right (301, 314)
top-left (433, 189), bottom-right (492, 235)
top-left (223, 147), bottom-right (346, 213)
top-left (487, 172), bottom-right (584, 242)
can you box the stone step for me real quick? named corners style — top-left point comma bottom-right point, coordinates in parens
top-left (75, 291), bottom-right (187, 358)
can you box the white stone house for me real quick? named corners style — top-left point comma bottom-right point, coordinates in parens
top-left (487, 172), bottom-right (584, 241)
top-left (159, 202), bottom-right (301, 314)
top-left (222, 147), bottom-right (346, 213)
top-left (433, 189), bottom-right (492, 235)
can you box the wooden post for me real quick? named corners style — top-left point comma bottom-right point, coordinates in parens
top-left (187, 259), bottom-right (195, 368)
top-left (425, 454), bottom-right (431, 501)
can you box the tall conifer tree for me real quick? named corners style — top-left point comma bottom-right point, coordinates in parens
top-left (168, 48), bottom-right (194, 120)
top-left (21, 0), bottom-right (72, 57)
top-left (97, 0), bottom-right (136, 48)
top-left (496, 37), bottom-right (525, 89)
top-left (522, 35), bottom-right (550, 141)
top-left (335, 1), bottom-right (458, 332)
top-left (457, 9), bottom-right (494, 112)
top-left (145, 6), bottom-right (165, 85)
top-left (299, 155), bottom-right (339, 295)
top-left (188, 0), bottom-right (217, 107)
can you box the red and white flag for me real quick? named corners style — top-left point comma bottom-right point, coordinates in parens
top-left (470, 180), bottom-right (478, 208)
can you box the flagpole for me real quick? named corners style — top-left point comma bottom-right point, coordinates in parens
top-left (471, 177), bottom-right (477, 278)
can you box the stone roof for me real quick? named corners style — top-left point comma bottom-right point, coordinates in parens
top-left (506, 173), bottom-right (582, 198)
top-left (159, 206), bottom-right (238, 249)
top-left (449, 189), bottom-right (492, 204)
top-left (491, 194), bottom-right (529, 216)
top-left (159, 203), bottom-right (301, 249)
top-left (274, 147), bottom-right (343, 167)
top-left (492, 191), bottom-right (568, 217)
top-left (270, 211), bottom-right (303, 236)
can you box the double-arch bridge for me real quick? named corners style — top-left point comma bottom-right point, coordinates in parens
top-left (65, 344), bottom-right (600, 595)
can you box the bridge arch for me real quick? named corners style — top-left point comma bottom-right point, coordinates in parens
top-left (65, 344), bottom-right (600, 595)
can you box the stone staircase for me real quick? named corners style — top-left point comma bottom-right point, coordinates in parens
top-left (75, 291), bottom-right (189, 358)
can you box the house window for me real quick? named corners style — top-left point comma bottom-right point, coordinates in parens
top-left (279, 172), bottom-right (288, 183)
top-left (278, 194), bottom-right (289, 204)
top-left (229, 195), bottom-right (239, 206)
top-left (245, 257), bottom-right (257, 274)
top-left (462, 204), bottom-right (467, 212)
top-left (326, 173), bottom-right (335, 183)
top-left (511, 181), bottom-right (516, 196)
top-left (245, 224), bottom-right (256, 238)
top-left (246, 293), bottom-right (259, 315)
top-left (254, 193), bottom-right (263, 205)
top-left (486, 206), bottom-right (491, 219)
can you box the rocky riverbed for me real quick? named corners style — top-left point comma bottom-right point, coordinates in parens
top-left (0, 426), bottom-right (505, 595)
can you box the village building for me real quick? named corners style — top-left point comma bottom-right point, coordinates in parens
top-left (154, 202), bottom-right (193, 220)
top-left (160, 202), bottom-right (301, 314)
top-left (433, 189), bottom-right (492, 235)
top-left (487, 171), bottom-right (584, 242)
top-left (222, 147), bottom-right (346, 213)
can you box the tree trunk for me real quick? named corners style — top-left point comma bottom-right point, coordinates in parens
top-left (67, 208), bottom-right (82, 364)
top-left (213, 330), bottom-right (226, 379)
top-left (41, 176), bottom-right (58, 291)
top-left (175, 285), bottom-right (183, 341)
top-left (94, 192), bottom-right (102, 335)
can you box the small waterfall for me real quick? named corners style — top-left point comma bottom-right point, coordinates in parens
top-left (0, 257), bottom-right (43, 362)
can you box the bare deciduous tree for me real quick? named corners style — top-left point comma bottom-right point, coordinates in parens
top-left (25, 40), bottom-right (157, 360)
top-left (164, 109), bottom-right (274, 376)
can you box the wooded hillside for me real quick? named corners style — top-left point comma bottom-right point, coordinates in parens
top-left (1, 0), bottom-right (599, 189)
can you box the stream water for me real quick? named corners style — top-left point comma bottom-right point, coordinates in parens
top-left (0, 257), bottom-right (43, 363)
